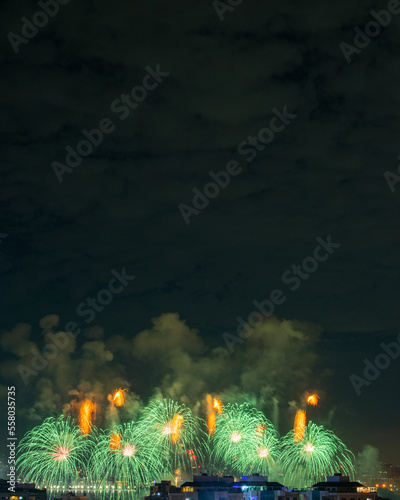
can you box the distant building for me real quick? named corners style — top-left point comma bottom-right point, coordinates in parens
top-left (144, 473), bottom-right (378, 500)
top-left (55, 494), bottom-right (86, 500)
top-left (0, 480), bottom-right (46, 500)
top-left (145, 480), bottom-right (182, 500)
top-left (308, 473), bottom-right (377, 500)
top-left (156, 473), bottom-right (285, 500)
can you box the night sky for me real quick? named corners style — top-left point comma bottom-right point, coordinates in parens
top-left (1, 0), bottom-right (400, 466)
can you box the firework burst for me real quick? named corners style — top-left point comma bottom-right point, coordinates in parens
top-left (16, 416), bottom-right (91, 490)
top-left (138, 398), bottom-right (206, 475)
top-left (281, 421), bottom-right (355, 488)
top-left (206, 395), bottom-right (223, 436)
top-left (306, 394), bottom-right (319, 406)
top-left (293, 410), bottom-right (306, 443)
top-left (89, 421), bottom-right (164, 496)
top-left (237, 419), bottom-right (280, 478)
top-left (108, 388), bottom-right (128, 407)
top-left (79, 399), bottom-right (96, 435)
top-left (211, 403), bottom-right (280, 476)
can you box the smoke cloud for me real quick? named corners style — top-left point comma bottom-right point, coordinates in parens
top-left (355, 445), bottom-right (380, 481)
top-left (1, 312), bottom-right (324, 435)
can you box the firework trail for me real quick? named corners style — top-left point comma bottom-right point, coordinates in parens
top-left (138, 398), bottom-right (207, 475)
top-left (211, 403), bottom-right (280, 477)
top-left (294, 410), bottom-right (306, 443)
top-left (79, 400), bottom-right (96, 435)
top-left (281, 421), bottom-right (355, 488)
top-left (16, 416), bottom-right (91, 491)
top-left (89, 421), bottom-right (164, 497)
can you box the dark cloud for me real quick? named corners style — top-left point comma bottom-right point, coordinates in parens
top-left (0, 0), bottom-right (399, 463)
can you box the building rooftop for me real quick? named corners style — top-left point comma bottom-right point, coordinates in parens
top-left (233, 481), bottom-right (285, 488)
top-left (312, 481), bottom-right (364, 488)
top-left (181, 479), bottom-right (285, 489)
top-left (181, 481), bottom-right (234, 488)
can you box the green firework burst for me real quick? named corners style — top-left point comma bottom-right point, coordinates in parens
top-left (236, 419), bottom-right (281, 478)
top-left (16, 416), bottom-right (91, 490)
top-left (280, 421), bottom-right (355, 488)
top-left (211, 403), bottom-right (280, 476)
top-left (138, 398), bottom-right (207, 475)
top-left (89, 421), bottom-right (164, 495)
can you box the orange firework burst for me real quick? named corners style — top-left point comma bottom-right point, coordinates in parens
top-left (206, 394), bottom-right (213, 414)
top-left (163, 414), bottom-right (184, 444)
top-left (171, 414), bottom-right (184, 444)
top-left (206, 394), bottom-right (215, 435)
top-left (206, 395), bottom-right (223, 435)
top-left (293, 409), bottom-right (306, 443)
top-left (108, 388), bottom-right (127, 407)
top-left (110, 433), bottom-right (121, 450)
top-left (207, 412), bottom-right (216, 436)
top-left (79, 400), bottom-right (96, 435)
top-left (306, 393), bottom-right (319, 406)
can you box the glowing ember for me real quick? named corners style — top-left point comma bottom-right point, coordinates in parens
top-left (231, 432), bottom-right (241, 443)
top-left (79, 400), bottom-right (96, 435)
top-left (258, 447), bottom-right (269, 458)
top-left (122, 444), bottom-right (136, 457)
top-left (52, 446), bottom-right (70, 461)
top-left (306, 394), bottom-right (319, 406)
top-left (294, 409), bottom-right (306, 443)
